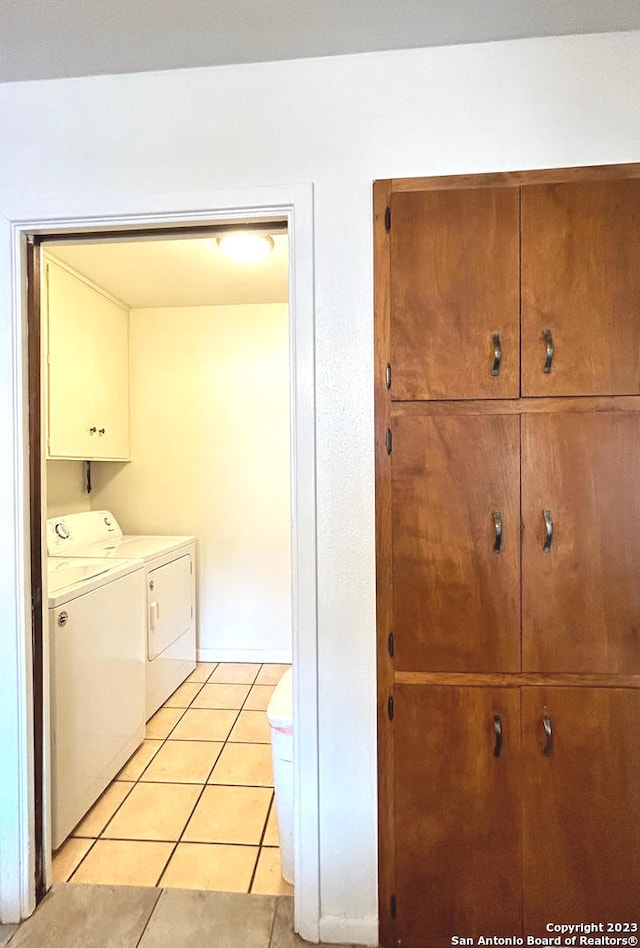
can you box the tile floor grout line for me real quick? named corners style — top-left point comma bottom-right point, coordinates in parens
top-left (147, 701), bottom-right (190, 742)
top-left (247, 846), bottom-right (263, 897)
top-left (136, 664), bottom-right (218, 779)
top-left (65, 836), bottom-right (99, 883)
top-left (92, 777), bottom-right (141, 841)
top-left (132, 778), bottom-right (271, 790)
top-left (249, 788), bottom-right (276, 894)
top-left (163, 766), bottom-right (219, 867)
top-left (152, 840), bottom-right (180, 888)
top-left (163, 672), bottom-right (253, 745)
top-left (68, 776), bottom-right (137, 849)
top-left (165, 674), bottom-right (208, 707)
top-left (70, 835), bottom-right (270, 847)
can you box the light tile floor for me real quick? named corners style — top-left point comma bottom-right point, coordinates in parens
top-left (52, 662), bottom-right (293, 896)
top-left (3, 886), bottom-right (364, 948)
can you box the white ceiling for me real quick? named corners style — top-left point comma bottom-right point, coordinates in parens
top-left (1, 0), bottom-right (639, 83)
top-left (46, 235), bottom-right (289, 308)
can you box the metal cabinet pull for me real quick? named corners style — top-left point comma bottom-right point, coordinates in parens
top-left (493, 511), bottom-right (503, 554)
top-left (493, 714), bottom-right (503, 757)
top-left (543, 510), bottom-right (553, 553)
top-left (542, 710), bottom-right (553, 756)
top-left (543, 329), bottom-right (554, 373)
top-left (98, 427), bottom-right (106, 435)
top-left (89, 426), bottom-right (97, 434)
top-left (492, 332), bottom-right (502, 377)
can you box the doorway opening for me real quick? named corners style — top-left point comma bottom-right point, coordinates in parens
top-left (14, 187), bottom-right (318, 940)
top-left (41, 225), bottom-right (293, 894)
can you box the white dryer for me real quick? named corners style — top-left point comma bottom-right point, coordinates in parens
top-left (47, 555), bottom-right (146, 849)
top-left (47, 511), bottom-right (197, 719)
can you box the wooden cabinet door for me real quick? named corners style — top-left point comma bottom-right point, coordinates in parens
top-left (393, 685), bottom-right (522, 947)
top-left (522, 411), bottom-right (640, 673)
top-left (522, 179), bottom-right (640, 396)
top-left (390, 187), bottom-right (520, 400)
top-left (392, 412), bottom-right (521, 672)
top-left (522, 687), bottom-right (640, 932)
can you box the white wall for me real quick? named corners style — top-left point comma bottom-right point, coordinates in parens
top-left (46, 461), bottom-right (89, 518)
top-left (91, 304), bottom-right (292, 662)
top-left (1, 29), bottom-right (640, 939)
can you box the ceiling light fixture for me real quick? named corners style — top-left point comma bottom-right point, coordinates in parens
top-left (216, 233), bottom-right (274, 264)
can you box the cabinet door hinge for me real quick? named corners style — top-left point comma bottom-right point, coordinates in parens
top-left (390, 894), bottom-right (397, 920)
top-left (387, 695), bottom-right (394, 721)
top-left (384, 206), bottom-right (391, 233)
top-left (385, 428), bottom-right (392, 455)
top-left (385, 363), bottom-right (392, 390)
top-left (388, 631), bottom-right (394, 658)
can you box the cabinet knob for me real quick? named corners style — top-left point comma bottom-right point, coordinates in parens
top-left (98, 428), bottom-right (106, 435)
top-left (89, 426), bottom-right (97, 434)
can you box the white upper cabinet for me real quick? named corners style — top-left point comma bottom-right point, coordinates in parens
top-left (45, 258), bottom-right (131, 460)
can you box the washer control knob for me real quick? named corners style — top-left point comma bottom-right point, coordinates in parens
top-left (54, 523), bottom-right (70, 540)
top-left (104, 517), bottom-right (112, 527)
top-left (57, 611), bottom-right (69, 627)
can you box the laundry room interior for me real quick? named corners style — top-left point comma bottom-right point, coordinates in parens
top-left (42, 230), bottom-right (294, 896)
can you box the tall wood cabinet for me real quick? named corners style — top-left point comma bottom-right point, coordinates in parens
top-left (375, 165), bottom-right (640, 948)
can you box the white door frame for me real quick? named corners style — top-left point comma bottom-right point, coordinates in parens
top-left (0, 183), bottom-right (320, 941)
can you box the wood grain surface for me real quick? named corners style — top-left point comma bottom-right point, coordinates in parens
top-left (522, 411), bottom-right (640, 673)
top-left (392, 412), bottom-right (521, 672)
top-left (522, 687), bottom-right (640, 930)
top-left (522, 178), bottom-right (640, 396)
top-left (373, 179), bottom-right (396, 948)
top-left (394, 685), bottom-right (523, 944)
top-left (390, 187), bottom-right (520, 400)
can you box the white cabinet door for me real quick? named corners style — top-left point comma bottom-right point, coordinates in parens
top-left (46, 260), bottom-right (130, 460)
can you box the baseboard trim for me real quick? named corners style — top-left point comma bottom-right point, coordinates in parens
top-left (318, 915), bottom-right (379, 946)
top-left (197, 648), bottom-right (292, 664)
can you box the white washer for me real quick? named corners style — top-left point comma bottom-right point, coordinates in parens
top-left (47, 511), bottom-right (196, 719)
top-left (47, 555), bottom-right (146, 849)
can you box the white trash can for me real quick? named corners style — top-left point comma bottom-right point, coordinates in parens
top-left (266, 667), bottom-right (294, 883)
